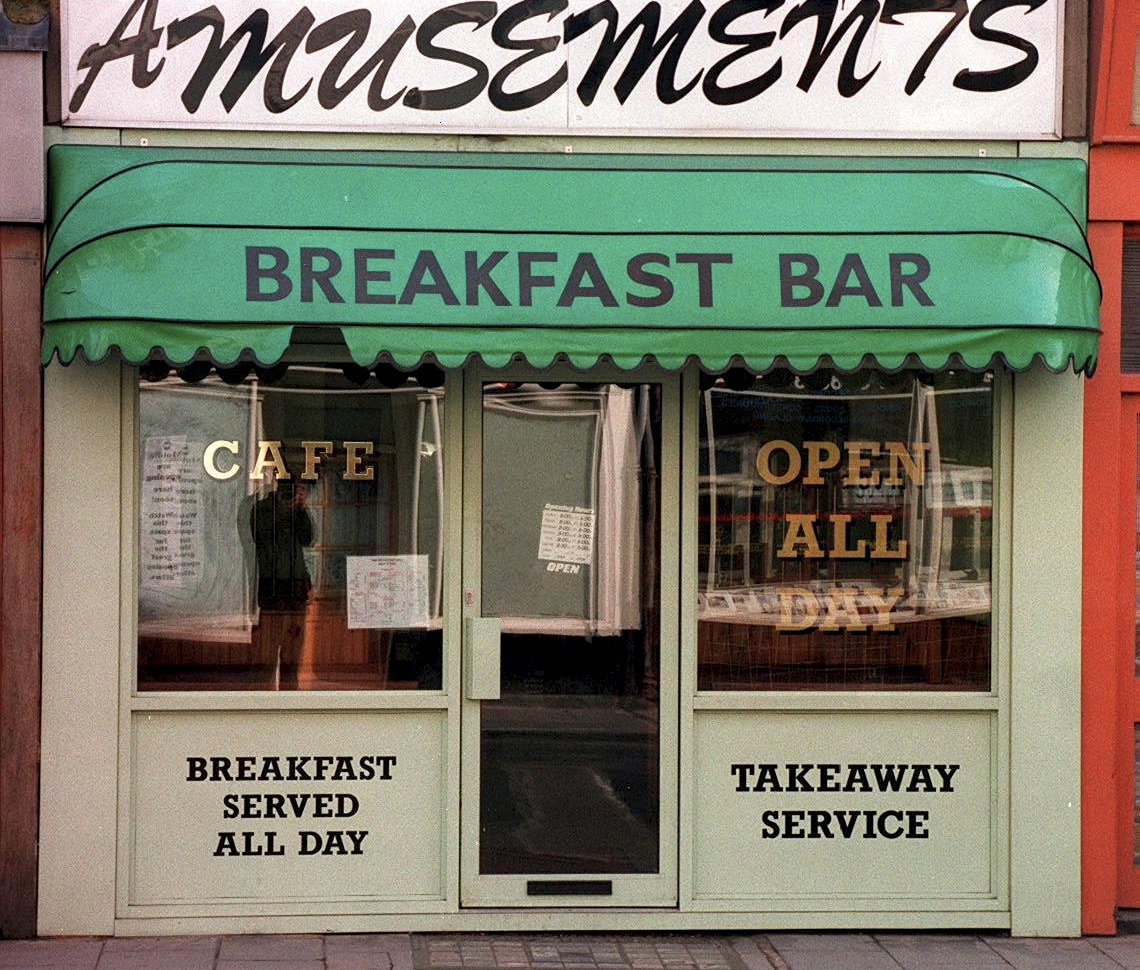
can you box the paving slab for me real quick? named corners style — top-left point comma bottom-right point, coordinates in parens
top-left (323, 934), bottom-right (399, 970)
top-left (985, 936), bottom-right (1123, 970)
top-left (1091, 937), bottom-right (1140, 969)
top-left (95, 939), bottom-right (219, 970)
top-left (765, 954), bottom-right (898, 970)
top-left (96, 953), bottom-right (218, 970)
top-left (765, 934), bottom-right (886, 952)
top-left (345, 936), bottom-right (410, 970)
top-left (0, 938), bottom-right (105, 969)
top-left (764, 935), bottom-right (898, 970)
top-left (102, 938), bottom-right (219, 954)
top-left (874, 935), bottom-right (1009, 970)
top-left (326, 958), bottom-right (399, 970)
top-left (219, 936), bottom-right (325, 963)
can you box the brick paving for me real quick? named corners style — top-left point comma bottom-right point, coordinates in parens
top-left (2, 933), bottom-right (1140, 970)
top-left (412, 936), bottom-right (744, 970)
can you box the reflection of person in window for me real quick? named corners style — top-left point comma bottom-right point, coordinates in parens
top-left (250, 481), bottom-right (312, 688)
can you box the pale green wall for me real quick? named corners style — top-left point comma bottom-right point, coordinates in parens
top-left (1009, 370), bottom-right (1083, 936)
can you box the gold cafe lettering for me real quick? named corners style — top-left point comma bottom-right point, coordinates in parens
top-left (203, 439), bottom-right (382, 482)
top-left (755, 438), bottom-right (929, 634)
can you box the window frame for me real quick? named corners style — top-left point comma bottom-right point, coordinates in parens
top-left (117, 360), bottom-right (465, 914)
top-left (1093, 0), bottom-right (1140, 144)
top-left (131, 364), bottom-right (451, 695)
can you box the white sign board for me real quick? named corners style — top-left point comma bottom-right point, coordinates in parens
top-left (62, 0), bottom-right (1064, 138)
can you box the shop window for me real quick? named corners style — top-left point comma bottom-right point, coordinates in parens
top-left (1124, 237), bottom-right (1140, 373)
top-left (136, 364), bottom-right (444, 691)
top-left (697, 369), bottom-right (993, 691)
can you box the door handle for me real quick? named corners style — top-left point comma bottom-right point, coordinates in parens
top-left (464, 616), bottom-right (501, 700)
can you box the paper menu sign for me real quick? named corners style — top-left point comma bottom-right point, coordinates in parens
top-left (140, 435), bottom-right (203, 589)
top-left (346, 555), bottom-right (430, 629)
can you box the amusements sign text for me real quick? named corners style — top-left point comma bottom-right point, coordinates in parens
top-left (64, 0), bottom-right (1063, 137)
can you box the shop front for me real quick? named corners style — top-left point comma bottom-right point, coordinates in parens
top-left (38, 147), bottom-right (1096, 936)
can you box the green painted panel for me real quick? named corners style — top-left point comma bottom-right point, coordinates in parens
top-left (692, 710), bottom-right (997, 900)
top-left (130, 710), bottom-right (446, 904)
top-left (43, 146), bottom-right (1100, 374)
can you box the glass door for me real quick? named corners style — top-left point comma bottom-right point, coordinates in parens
top-left (460, 369), bottom-right (678, 906)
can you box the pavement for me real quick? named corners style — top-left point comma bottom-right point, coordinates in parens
top-left (3, 932), bottom-right (1140, 970)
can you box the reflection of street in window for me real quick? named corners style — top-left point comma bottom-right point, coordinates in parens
top-left (136, 370), bottom-right (446, 692)
top-left (698, 371), bottom-right (993, 690)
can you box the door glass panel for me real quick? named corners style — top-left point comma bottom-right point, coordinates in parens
top-left (136, 366), bottom-right (444, 691)
top-left (479, 383), bottom-right (661, 874)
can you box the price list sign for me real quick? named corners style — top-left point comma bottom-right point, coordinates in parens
top-left (537, 504), bottom-right (595, 566)
top-left (141, 435), bottom-right (203, 590)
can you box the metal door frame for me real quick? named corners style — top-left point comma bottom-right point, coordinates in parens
top-left (458, 362), bottom-right (681, 908)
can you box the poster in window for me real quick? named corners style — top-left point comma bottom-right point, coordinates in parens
top-left (346, 554), bottom-right (430, 629)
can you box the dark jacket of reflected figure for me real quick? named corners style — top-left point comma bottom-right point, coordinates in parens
top-left (252, 482), bottom-right (313, 606)
top-left (250, 482), bottom-right (313, 687)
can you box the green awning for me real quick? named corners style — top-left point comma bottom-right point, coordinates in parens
top-left (43, 146), bottom-right (1100, 375)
